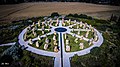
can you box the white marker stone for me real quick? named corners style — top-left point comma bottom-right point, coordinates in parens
top-left (66, 39), bottom-right (69, 45)
top-left (74, 38), bottom-right (78, 43)
top-left (29, 39), bottom-right (33, 45)
top-left (44, 44), bottom-right (48, 50)
top-left (79, 43), bottom-right (84, 49)
top-left (36, 41), bottom-right (39, 47)
top-left (66, 45), bottom-right (70, 51)
top-left (54, 46), bottom-right (58, 52)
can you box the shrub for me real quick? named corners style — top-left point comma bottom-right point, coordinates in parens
top-left (51, 12), bottom-right (60, 17)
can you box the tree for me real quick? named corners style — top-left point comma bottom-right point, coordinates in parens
top-left (50, 12), bottom-right (60, 17)
top-left (117, 16), bottom-right (120, 26)
top-left (110, 14), bottom-right (114, 21)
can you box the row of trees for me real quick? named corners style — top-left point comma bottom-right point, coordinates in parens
top-left (0, 0), bottom-right (24, 4)
top-left (0, 0), bottom-right (120, 6)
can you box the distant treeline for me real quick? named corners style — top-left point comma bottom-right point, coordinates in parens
top-left (0, 0), bottom-right (120, 6)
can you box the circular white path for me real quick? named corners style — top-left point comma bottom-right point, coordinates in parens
top-left (18, 19), bottom-right (103, 67)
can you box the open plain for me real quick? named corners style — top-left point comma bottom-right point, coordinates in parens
top-left (0, 2), bottom-right (120, 23)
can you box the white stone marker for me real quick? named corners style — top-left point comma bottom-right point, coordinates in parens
top-left (54, 32), bottom-right (57, 35)
top-left (66, 39), bottom-right (69, 45)
top-left (42, 31), bottom-right (44, 34)
top-left (89, 25), bottom-right (92, 29)
top-left (91, 27), bottom-right (94, 32)
top-left (32, 27), bottom-right (35, 33)
top-left (79, 43), bottom-right (84, 49)
top-left (63, 23), bottom-right (65, 26)
top-left (53, 35), bottom-right (56, 41)
top-left (57, 18), bottom-right (59, 24)
top-left (45, 38), bottom-right (49, 43)
top-left (54, 46), bottom-right (58, 52)
top-left (29, 39), bottom-right (33, 45)
top-left (36, 41), bottom-right (39, 47)
top-left (66, 45), bottom-right (70, 51)
top-left (80, 21), bottom-right (83, 27)
top-left (33, 32), bottom-right (37, 37)
top-left (89, 38), bottom-right (93, 45)
top-left (67, 19), bottom-right (71, 24)
top-left (74, 38), bottom-right (78, 43)
top-left (38, 20), bottom-right (41, 27)
top-left (94, 35), bottom-right (98, 41)
top-left (55, 23), bottom-right (58, 26)
top-left (44, 44), bottom-right (48, 50)
top-left (77, 25), bottom-right (79, 29)
top-left (74, 20), bottom-right (76, 23)
top-left (83, 24), bottom-right (86, 29)
top-left (85, 31), bottom-right (89, 38)
top-left (78, 31), bottom-right (80, 35)
top-left (32, 22), bottom-right (35, 26)
top-left (42, 22), bottom-right (44, 25)
top-left (65, 34), bottom-right (67, 39)
top-left (24, 32), bottom-right (27, 40)
top-left (38, 36), bottom-right (41, 40)
top-left (54, 40), bottom-right (57, 45)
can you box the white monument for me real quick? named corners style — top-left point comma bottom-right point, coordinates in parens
top-left (38, 36), bottom-right (41, 40)
top-left (38, 20), bottom-right (41, 27)
top-left (66, 45), bottom-right (70, 51)
top-left (54, 46), bottom-right (58, 52)
top-left (77, 25), bottom-right (79, 29)
top-left (85, 31), bottom-right (89, 38)
top-left (94, 35), bottom-right (98, 41)
top-left (54, 40), bottom-right (57, 45)
top-left (80, 21), bottom-right (83, 27)
top-left (45, 37), bottom-right (49, 43)
top-left (66, 39), bottom-right (69, 45)
top-left (44, 44), bottom-right (48, 50)
top-left (29, 38), bottom-right (33, 45)
top-left (74, 38), bottom-right (78, 43)
top-left (53, 35), bottom-right (56, 41)
top-left (79, 43), bottom-right (84, 49)
top-left (33, 32), bottom-right (37, 37)
top-left (65, 34), bottom-right (67, 39)
top-left (78, 31), bottom-right (80, 35)
top-left (36, 41), bottom-right (39, 47)
top-left (24, 32), bottom-right (27, 40)
top-left (54, 32), bottom-right (57, 35)
top-left (89, 38), bottom-right (93, 45)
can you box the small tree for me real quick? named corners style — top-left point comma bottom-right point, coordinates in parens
top-left (110, 14), bottom-right (114, 21)
top-left (117, 16), bottom-right (120, 22)
top-left (116, 16), bottom-right (120, 26)
top-left (50, 12), bottom-right (60, 17)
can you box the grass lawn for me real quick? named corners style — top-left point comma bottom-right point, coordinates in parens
top-left (29, 34), bottom-right (58, 52)
top-left (64, 34), bottom-right (93, 52)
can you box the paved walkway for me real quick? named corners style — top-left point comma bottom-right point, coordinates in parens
top-left (0, 19), bottom-right (103, 67)
top-left (0, 42), bottom-right (16, 46)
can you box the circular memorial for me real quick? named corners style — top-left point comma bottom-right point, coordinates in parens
top-left (18, 16), bottom-right (103, 67)
top-left (55, 27), bottom-right (67, 32)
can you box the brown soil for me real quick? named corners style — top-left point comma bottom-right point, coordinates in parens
top-left (0, 2), bottom-right (120, 23)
